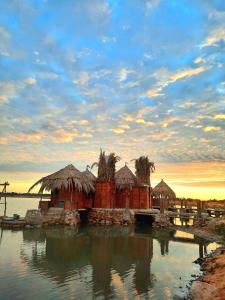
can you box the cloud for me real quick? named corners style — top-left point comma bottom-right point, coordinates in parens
top-left (121, 114), bottom-right (154, 126)
top-left (161, 116), bottom-right (181, 128)
top-left (146, 88), bottom-right (164, 97)
top-left (50, 129), bottom-right (78, 143)
top-left (170, 67), bottom-right (205, 81)
top-left (0, 137), bottom-right (8, 145)
top-left (118, 68), bottom-right (133, 82)
top-left (15, 132), bottom-right (43, 142)
top-left (68, 119), bottom-right (89, 126)
top-left (73, 72), bottom-right (90, 85)
top-left (204, 126), bottom-right (221, 132)
top-left (0, 78), bottom-right (36, 104)
top-left (0, 82), bottom-right (21, 104)
top-left (194, 57), bottom-right (203, 64)
top-left (24, 77), bottom-right (36, 85)
top-left (111, 128), bottom-right (125, 134)
top-left (146, 66), bottom-right (206, 98)
top-left (79, 133), bottom-right (93, 138)
top-left (135, 118), bottom-right (154, 126)
top-left (200, 27), bottom-right (225, 48)
top-left (119, 124), bottom-right (130, 129)
top-left (0, 131), bottom-right (44, 144)
top-left (214, 114), bottom-right (225, 120)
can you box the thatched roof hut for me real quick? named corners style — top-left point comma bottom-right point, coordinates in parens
top-left (153, 179), bottom-right (176, 199)
top-left (28, 164), bottom-right (95, 194)
top-left (115, 165), bottom-right (137, 190)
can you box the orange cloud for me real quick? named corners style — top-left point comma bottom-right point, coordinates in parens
top-left (50, 128), bottom-right (78, 143)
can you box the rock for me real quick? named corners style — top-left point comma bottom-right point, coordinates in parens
top-left (25, 210), bottom-right (43, 225)
top-left (191, 281), bottom-right (218, 300)
top-left (64, 210), bottom-right (80, 226)
top-left (87, 209), bottom-right (135, 226)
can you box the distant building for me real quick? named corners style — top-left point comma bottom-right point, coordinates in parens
top-left (152, 179), bottom-right (176, 208)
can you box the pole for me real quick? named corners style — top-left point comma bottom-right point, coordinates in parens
top-left (197, 200), bottom-right (201, 218)
top-left (0, 182), bottom-right (9, 217)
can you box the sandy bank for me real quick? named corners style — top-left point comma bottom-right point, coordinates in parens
top-left (191, 248), bottom-right (225, 299)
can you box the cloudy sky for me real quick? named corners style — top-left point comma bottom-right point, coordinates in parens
top-left (0, 0), bottom-right (225, 199)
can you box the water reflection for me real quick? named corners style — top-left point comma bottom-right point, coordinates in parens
top-left (19, 226), bottom-right (211, 299)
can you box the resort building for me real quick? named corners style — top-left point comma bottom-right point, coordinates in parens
top-left (29, 151), bottom-right (155, 211)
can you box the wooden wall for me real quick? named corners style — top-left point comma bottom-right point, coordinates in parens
top-left (115, 186), bottom-right (151, 209)
top-left (94, 181), bottom-right (116, 208)
top-left (50, 188), bottom-right (93, 209)
top-left (49, 183), bottom-right (152, 210)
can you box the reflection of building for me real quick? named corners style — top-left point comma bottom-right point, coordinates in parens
top-left (21, 226), bottom-right (154, 298)
top-left (21, 227), bottom-right (210, 299)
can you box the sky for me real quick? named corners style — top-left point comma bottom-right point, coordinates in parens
top-left (0, 0), bottom-right (225, 199)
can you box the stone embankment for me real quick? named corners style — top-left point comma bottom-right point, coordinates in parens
top-left (0, 208), bottom-right (81, 228)
top-left (88, 208), bottom-right (135, 225)
top-left (152, 213), bottom-right (171, 229)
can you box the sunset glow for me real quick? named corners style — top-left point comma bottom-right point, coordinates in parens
top-left (0, 1), bottom-right (224, 199)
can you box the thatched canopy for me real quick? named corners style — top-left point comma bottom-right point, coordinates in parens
top-left (153, 179), bottom-right (176, 199)
top-left (115, 165), bottom-right (137, 190)
top-left (28, 164), bottom-right (95, 194)
top-left (82, 169), bottom-right (96, 183)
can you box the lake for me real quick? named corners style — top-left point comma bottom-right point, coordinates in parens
top-left (0, 197), bottom-right (42, 217)
top-left (0, 198), bottom-right (220, 299)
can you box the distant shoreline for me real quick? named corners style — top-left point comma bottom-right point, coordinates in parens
top-left (0, 193), bottom-right (50, 199)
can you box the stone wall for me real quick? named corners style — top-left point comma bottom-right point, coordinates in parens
top-left (152, 213), bottom-right (171, 229)
top-left (24, 208), bottom-right (80, 227)
top-left (88, 208), bottom-right (135, 225)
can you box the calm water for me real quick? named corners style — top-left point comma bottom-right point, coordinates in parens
top-left (0, 199), bottom-right (220, 299)
top-left (0, 197), bottom-right (43, 217)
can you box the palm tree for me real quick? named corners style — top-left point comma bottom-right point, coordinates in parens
top-left (132, 156), bottom-right (155, 186)
top-left (91, 149), bottom-right (120, 181)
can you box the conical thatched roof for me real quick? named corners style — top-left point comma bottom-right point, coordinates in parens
top-left (82, 169), bottom-right (96, 182)
top-left (28, 164), bottom-right (95, 194)
top-left (115, 165), bottom-right (137, 190)
top-left (153, 179), bottom-right (176, 199)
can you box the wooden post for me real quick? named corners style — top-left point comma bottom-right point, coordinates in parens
top-left (199, 243), bottom-right (204, 259)
top-left (0, 182), bottom-right (9, 217)
top-left (201, 201), bottom-right (205, 212)
top-left (181, 199), bottom-right (184, 208)
top-left (197, 200), bottom-right (201, 218)
top-left (160, 196), bottom-right (165, 214)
